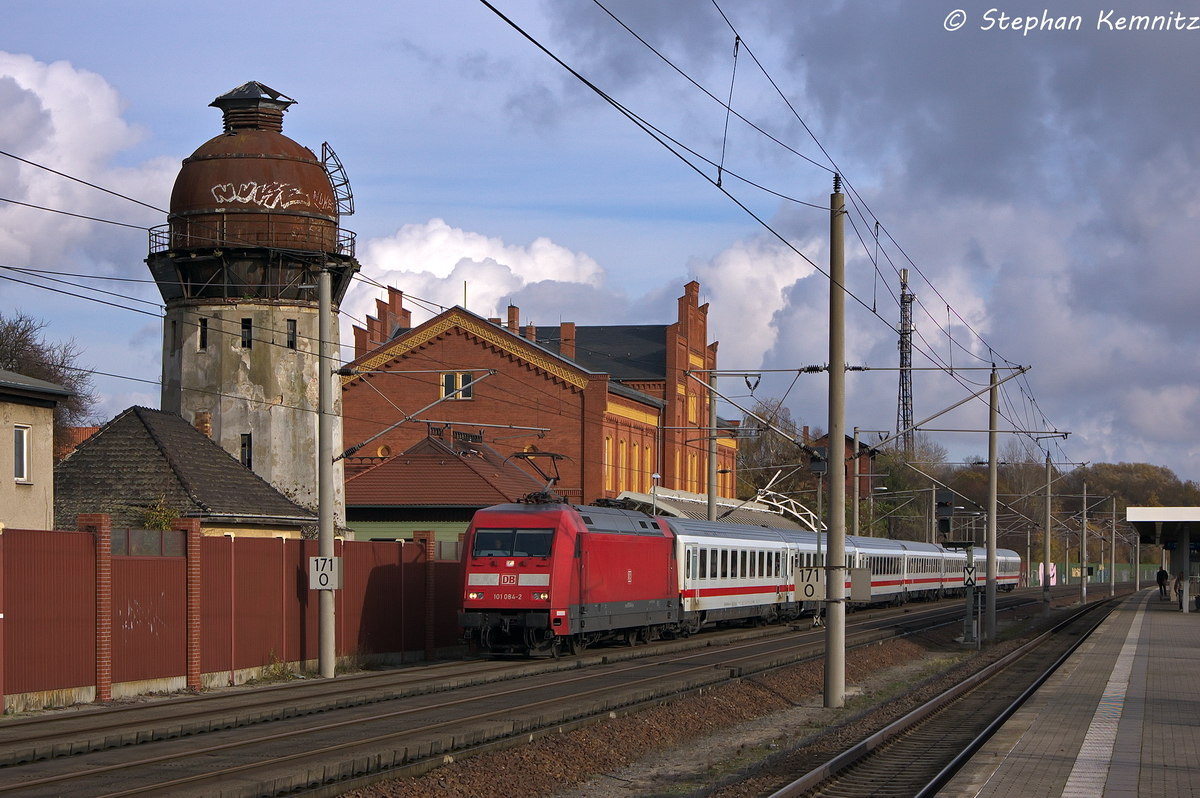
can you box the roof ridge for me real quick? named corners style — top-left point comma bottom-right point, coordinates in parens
top-left (57, 406), bottom-right (135, 465)
top-left (461, 444), bottom-right (542, 494)
top-left (344, 307), bottom-right (601, 389)
top-left (134, 407), bottom-right (213, 513)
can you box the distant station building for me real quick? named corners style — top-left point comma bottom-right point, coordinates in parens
top-left (145, 82), bottom-right (359, 522)
top-left (341, 281), bottom-right (738, 505)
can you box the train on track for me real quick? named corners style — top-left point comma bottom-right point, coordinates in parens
top-left (458, 501), bottom-right (1021, 655)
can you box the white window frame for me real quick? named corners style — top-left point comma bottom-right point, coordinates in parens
top-left (14, 424), bottom-right (31, 483)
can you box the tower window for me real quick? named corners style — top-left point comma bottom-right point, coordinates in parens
top-left (286, 319), bottom-right (297, 350)
top-left (240, 318), bottom-right (252, 349)
top-left (240, 433), bottom-right (252, 470)
top-left (199, 318), bottom-right (208, 351)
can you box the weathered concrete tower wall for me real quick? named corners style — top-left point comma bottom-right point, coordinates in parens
top-left (148, 82), bottom-right (359, 525)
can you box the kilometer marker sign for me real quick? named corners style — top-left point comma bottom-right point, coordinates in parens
top-left (796, 567), bottom-right (825, 599)
top-left (309, 556), bottom-right (342, 590)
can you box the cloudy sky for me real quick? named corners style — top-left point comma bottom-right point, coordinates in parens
top-left (1, 1), bottom-right (1198, 479)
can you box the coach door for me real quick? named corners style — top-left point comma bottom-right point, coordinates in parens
top-left (684, 543), bottom-right (700, 611)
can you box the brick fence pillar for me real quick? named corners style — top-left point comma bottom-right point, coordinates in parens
top-left (79, 514), bottom-right (112, 702)
top-left (174, 518), bottom-right (202, 692)
top-left (412, 531), bottom-right (436, 662)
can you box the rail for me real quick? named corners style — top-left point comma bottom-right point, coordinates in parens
top-left (765, 597), bottom-right (1117, 798)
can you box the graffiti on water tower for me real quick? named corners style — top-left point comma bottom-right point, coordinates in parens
top-left (211, 181), bottom-right (335, 212)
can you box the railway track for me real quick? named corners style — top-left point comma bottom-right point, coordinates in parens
top-left (757, 596), bottom-right (1117, 798)
top-left (0, 586), bottom-right (1091, 797)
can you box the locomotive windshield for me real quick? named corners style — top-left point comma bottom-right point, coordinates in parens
top-left (472, 528), bottom-right (555, 558)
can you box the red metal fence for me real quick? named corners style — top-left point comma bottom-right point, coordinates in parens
top-left (3, 529), bottom-right (95, 694)
top-left (1, 517), bottom-right (465, 707)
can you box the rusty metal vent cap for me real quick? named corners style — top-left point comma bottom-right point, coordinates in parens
top-left (210, 81), bottom-right (296, 133)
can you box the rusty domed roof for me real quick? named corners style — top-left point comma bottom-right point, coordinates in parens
top-left (167, 82), bottom-right (338, 251)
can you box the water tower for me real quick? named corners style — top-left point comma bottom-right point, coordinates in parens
top-left (146, 82), bottom-right (360, 523)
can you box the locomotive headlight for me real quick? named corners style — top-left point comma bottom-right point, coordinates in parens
top-left (467, 591), bottom-right (484, 600)
top-left (533, 591), bottom-right (550, 601)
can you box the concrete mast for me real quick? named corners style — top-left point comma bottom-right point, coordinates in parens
top-left (1044, 452), bottom-right (1052, 614)
top-left (825, 174), bottom-right (847, 709)
top-left (985, 367), bottom-right (998, 643)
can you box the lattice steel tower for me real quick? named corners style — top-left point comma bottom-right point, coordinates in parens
top-left (896, 268), bottom-right (915, 455)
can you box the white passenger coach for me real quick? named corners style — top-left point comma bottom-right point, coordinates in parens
top-left (667, 518), bottom-right (1020, 623)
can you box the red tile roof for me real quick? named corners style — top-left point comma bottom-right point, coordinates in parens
top-left (345, 435), bottom-right (544, 508)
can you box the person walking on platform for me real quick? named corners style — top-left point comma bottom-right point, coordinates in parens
top-left (1174, 571), bottom-right (1186, 608)
top-left (1158, 567), bottom-right (1171, 599)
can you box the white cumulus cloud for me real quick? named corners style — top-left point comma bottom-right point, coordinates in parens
top-left (689, 235), bottom-right (823, 370)
top-left (0, 52), bottom-right (177, 424)
top-left (344, 218), bottom-right (609, 342)
top-left (0, 52), bottom-right (175, 274)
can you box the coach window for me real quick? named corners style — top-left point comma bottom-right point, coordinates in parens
top-left (720, 550), bottom-right (728, 579)
top-left (699, 549), bottom-right (708, 579)
top-left (749, 551), bottom-right (756, 578)
top-left (736, 550), bottom-right (743, 578)
top-left (760, 551), bottom-right (767, 576)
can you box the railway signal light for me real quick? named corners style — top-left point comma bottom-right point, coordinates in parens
top-left (936, 490), bottom-right (954, 537)
top-left (810, 446), bottom-right (828, 475)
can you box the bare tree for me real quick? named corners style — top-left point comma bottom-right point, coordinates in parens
top-left (735, 399), bottom-right (818, 500)
top-left (0, 310), bottom-right (97, 453)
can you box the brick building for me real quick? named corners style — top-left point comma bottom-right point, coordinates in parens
top-left (811, 432), bottom-right (877, 498)
top-left (341, 281), bottom-right (737, 504)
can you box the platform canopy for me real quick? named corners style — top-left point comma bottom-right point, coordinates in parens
top-left (1126, 507), bottom-right (1200, 547)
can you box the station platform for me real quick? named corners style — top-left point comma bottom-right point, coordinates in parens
top-left (939, 589), bottom-right (1200, 798)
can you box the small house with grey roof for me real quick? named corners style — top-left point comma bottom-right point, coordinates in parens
top-left (1, 369), bottom-right (73, 530)
top-left (55, 406), bottom-right (315, 537)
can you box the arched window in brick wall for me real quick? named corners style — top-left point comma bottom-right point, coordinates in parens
top-left (605, 436), bottom-right (612, 492)
top-left (644, 446), bottom-right (653, 492)
top-left (631, 442), bottom-right (639, 493)
top-left (618, 438), bottom-right (627, 493)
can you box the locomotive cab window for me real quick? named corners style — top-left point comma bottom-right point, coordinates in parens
top-left (472, 528), bottom-right (554, 558)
